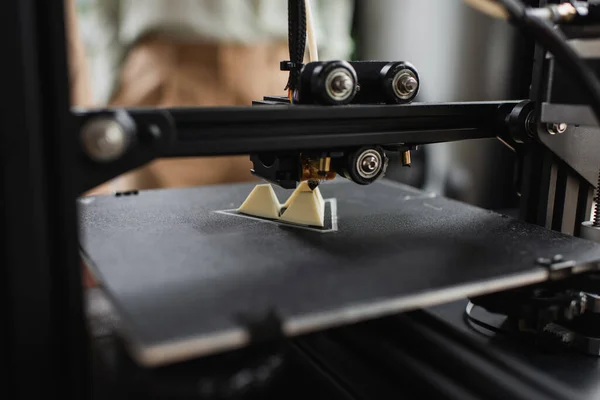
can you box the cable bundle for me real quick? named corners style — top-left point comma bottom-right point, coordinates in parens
top-left (285, 0), bottom-right (307, 94)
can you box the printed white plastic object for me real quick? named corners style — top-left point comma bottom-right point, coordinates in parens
top-left (280, 182), bottom-right (325, 226)
top-left (237, 184), bottom-right (281, 220)
top-left (237, 181), bottom-right (325, 227)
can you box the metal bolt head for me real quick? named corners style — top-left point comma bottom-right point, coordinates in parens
top-left (400, 76), bottom-right (418, 93)
top-left (81, 117), bottom-right (129, 162)
top-left (332, 74), bottom-right (352, 93)
top-left (325, 68), bottom-right (355, 102)
top-left (393, 70), bottom-right (419, 100)
top-left (356, 149), bottom-right (383, 179)
top-left (547, 122), bottom-right (567, 135)
top-left (361, 155), bottom-right (379, 173)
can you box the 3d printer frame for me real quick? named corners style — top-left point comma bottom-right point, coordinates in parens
top-left (2, 0), bottom-right (600, 399)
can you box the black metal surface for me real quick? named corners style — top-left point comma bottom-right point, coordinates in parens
top-left (290, 299), bottom-right (593, 400)
top-left (427, 299), bottom-right (600, 400)
top-left (249, 153), bottom-right (302, 189)
top-left (294, 333), bottom-right (413, 399)
top-left (520, 104), bottom-right (596, 235)
top-left (1, 0), bottom-right (88, 398)
top-left (536, 42), bottom-right (600, 190)
top-left (344, 313), bottom-right (574, 400)
top-left (312, 323), bottom-right (490, 400)
top-left (541, 102), bottom-right (597, 126)
top-left (87, 279), bottom-right (598, 400)
top-left (72, 108), bottom-right (175, 195)
top-left (548, 59), bottom-right (600, 106)
top-left (163, 101), bottom-right (518, 156)
top-left (521, 142), bottom-right (593, 235)
top-left (518, 143), bottom-right (594, 235)
top-left (397, 310), bottom-right (579, 400)
top-left (537, 124), bottom-right (600, 187)
top-left (79, 180), bottom-right (600, 367)
top-left (86, 288), bottom-right (356, 400)
top-left (73, 101), bottom-right (519, 194)
top-left (522, 10), bottom-right (600, 234)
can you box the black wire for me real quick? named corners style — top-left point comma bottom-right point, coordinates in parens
top-left (285, 0), bottom-right (306, 91)
top-left (496, 0), bottom-right (600, 125)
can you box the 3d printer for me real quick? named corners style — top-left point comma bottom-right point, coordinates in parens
top-left (3, 1), bottom-right (600, 399)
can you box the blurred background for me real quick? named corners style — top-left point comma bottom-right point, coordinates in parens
top-left (69, 0), bottom-right (531, 211)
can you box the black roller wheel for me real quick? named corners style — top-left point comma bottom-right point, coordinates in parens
top-left (380, 62), bottom-right (420, 104)
top-left (310, 61), bottom-right (358, 105)
top-left (336, 146), bottom-right (388, 185)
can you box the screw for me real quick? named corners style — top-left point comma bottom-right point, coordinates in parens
top-left (331, 74), bottom-right (352, 93)
top-left (361, 155), bottom-right (379, 173)
top-left (326, 69), bottom-right (355, 101)
top-left (547, 122), bottom-right (567, 135)
top-left (356, 149), bottom-right (383, 179)
top-left (399, 76), bottom-right (418, 94)
top-left (81, 117), bottom-right (129, 162)
top-left (393, 70), bottom-right (419, 99)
